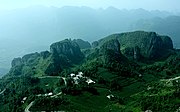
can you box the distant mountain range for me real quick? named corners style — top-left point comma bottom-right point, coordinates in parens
top-left (0, 6), bottom-right (180, 75)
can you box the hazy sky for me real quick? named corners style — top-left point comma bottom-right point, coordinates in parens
top-left (0, 0), bottom-right (179, 12)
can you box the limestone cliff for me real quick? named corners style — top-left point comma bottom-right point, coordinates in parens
top-left (9, 39), bottom-right (84, 76)
top-left (50, 39), bottom-right (84, 63)
top-left (97, 31), bottom-right (173, 60)
top-left (73, 39), bottom-right (91, 49)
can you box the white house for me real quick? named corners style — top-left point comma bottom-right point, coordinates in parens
top-left (106, 94), bottom-right (114, 99)
top-left (86, 78), bottom-right (95, 85)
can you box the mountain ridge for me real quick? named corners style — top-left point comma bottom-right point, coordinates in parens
top-left (1, 31), bottom-right (180, 112)
top-left (7, 31), bottom-right (174, 77)
top-left (0, 6), bottom-right (180, 76)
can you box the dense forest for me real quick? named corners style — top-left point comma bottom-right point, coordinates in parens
top-left (0, 31), bottom-right (179, 112)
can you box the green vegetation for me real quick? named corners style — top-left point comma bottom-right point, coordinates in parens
top-left (0, 31), bottom-right (180, 112)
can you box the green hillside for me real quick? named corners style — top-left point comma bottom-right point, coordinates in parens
top-left (0, 31), bottom-right (179, 112)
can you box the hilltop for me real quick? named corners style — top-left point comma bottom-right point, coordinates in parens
top-left (0, 31), bottom-right (180, 112)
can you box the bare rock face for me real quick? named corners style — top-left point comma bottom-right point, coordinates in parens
top-left (100, 39), bottom-right (121, 54)
top-left (100, 39), bottom-right (124, 64)
top-left (73, 39), bottom-right (91, 49)
top-left (99, 31), bottom-right (174, 60)
top-left (120, 46), bottom-right (141, 61)
top-left (147, 33), bottom-right (163, 59)
top-left (134, 46), bottom-right (141, 60)
top-left (147, 33), bottom-right (173, 59)
top-left (161, 36), bottom-right (173, 49)
top-left (50, 39), bottom-right (84, 62)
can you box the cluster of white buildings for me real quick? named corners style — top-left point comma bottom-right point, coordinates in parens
top-left (69, 72), bottom-right (95, 85)
top-left (70, 72), bottom-right (116, 100)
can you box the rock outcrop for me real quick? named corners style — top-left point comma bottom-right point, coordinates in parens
top-left (161, 36), bottom-right (173, 49)
top-left (99, 39), bottom-right (126, 64)
top-left (73, 39), bottom-right (91, 49)
top-left (9, 39), bottom-right (84, 76)
top-left (100, 39), bottom-right (121, 54)
top-left (133, 46), bottom-right (141, 60)
top-left (50, 39), bottom-right (84, 63)
top-left (98, 31), bottom-right (173, 60)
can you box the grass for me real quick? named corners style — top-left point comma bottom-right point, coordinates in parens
top-left (38, 77), bottom-right (60, 89)
top-left (66, 87), bottom-right (111, 112)
top-left (97, 67), bottom-right (118, 81)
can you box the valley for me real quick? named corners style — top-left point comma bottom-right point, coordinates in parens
top-left (0, 31), bottom-right (179, 111)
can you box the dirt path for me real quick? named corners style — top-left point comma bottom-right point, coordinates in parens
top-left (25, 101), bottom-right (34, 112)
top-left (0, 89), bottom-right (6, 95)
top-left (38, 76), bottom-right (61, 79)
top-left (62, 77), bottom-right (67, 86)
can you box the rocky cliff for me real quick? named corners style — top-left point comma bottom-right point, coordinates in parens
top-left (50, 39), bottom-right (84, 63)
top-left (73, 39), bottom-right (91, 49)
top-left (8, 31), bottom-right (174, 77)
top-left (100, 39), bottom-right (121, 54)
top-left (96, 31), bottom-right (173, 60)
top-left (9, 39), bottom-right (84, 76)
top-left (99, 39), bottom-right (125, 64)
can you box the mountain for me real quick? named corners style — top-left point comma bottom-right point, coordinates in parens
top-left (8, 31), bottom-right (174, 77)
top-left (1, 31), bottom-right (179, 111)
top-left (73, 39), bottom-right (91, 49)
top-left (0, 6), bottom-right (180, 76)
top-left (9, 39), bottom-right (84, 77)
top-left (0, 6), bottom-right (175, 42)
top-left (98, 31), bottom-right (173, 60)
top-left (131, 16), bottom-right (180, 48)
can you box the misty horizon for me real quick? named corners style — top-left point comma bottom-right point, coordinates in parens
top-left (0, 1), bottom-right (180, 76)
top-left (0, 5), bottom-right (178, 14)
top-left (0, 0), bottom-right (180, 13)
